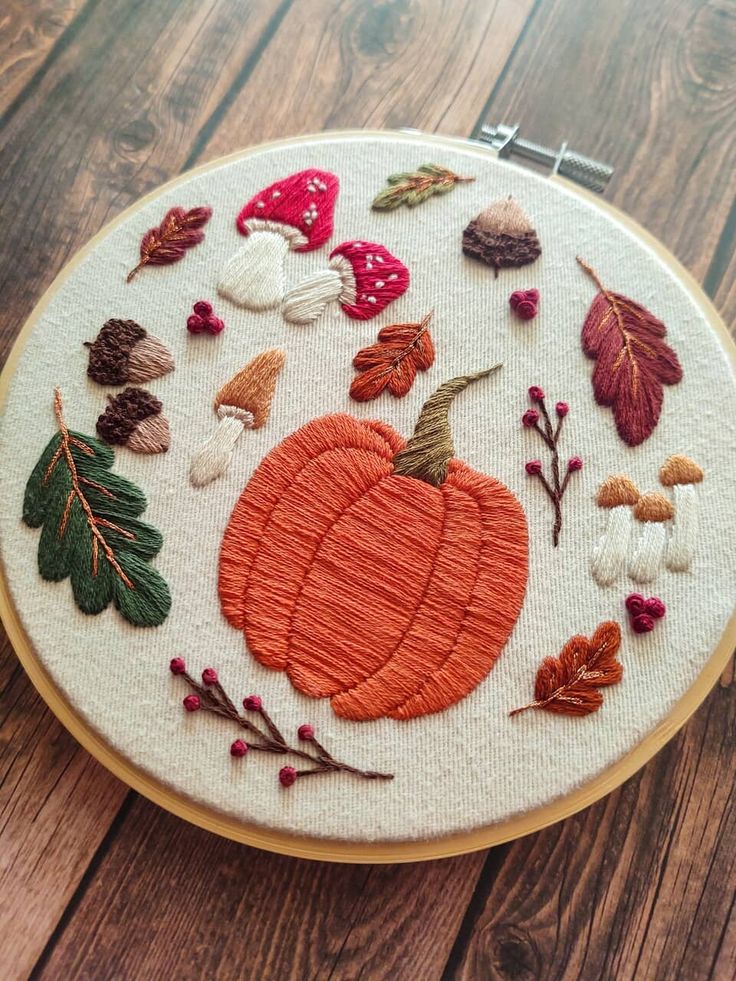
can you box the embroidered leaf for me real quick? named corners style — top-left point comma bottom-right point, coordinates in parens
top-left (510, 621), bottom-right (622, 718)
top-left (23, 390), bottom-right (171, 627)
top-left (372, 164), bottom-right (475, 211)
top-left (350, 312), bottom-right (435, 402)
top-left (126, 206), bottom-right (212, 283)
top-left (577, 258), bottom-right (683, 446)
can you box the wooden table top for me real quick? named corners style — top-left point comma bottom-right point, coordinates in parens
top-left (0, 1), bottom-right (734, 978)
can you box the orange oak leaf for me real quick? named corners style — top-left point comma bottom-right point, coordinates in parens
top-left (577, 258), bottom-right (682, 446)
top-left (127, 206), bottom-right (212, 282)
top-left (510, 621), bottom-right (622, 718)
top-left (349, 312), bottom-right (435, 402)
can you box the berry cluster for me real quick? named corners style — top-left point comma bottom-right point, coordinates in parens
top-left (625, 594), bottom-right (666, 634)
top-left (509, 288), bottom-right (539, 321)
top-left (522, 386), bottom-right (582, 546)
top-left (169, 658), bottom-right (392, 787)
top-left (186, 300), bottom-right (225, 335)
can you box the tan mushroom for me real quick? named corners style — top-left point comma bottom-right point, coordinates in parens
top-left (628, 492), bottom-right (675, 583)
top-left (591, 475), bottom-right (640, 586)
top-left (660, 454), bottom-right (704, 572)
top-left (190, 350), bottom-right (286, 488)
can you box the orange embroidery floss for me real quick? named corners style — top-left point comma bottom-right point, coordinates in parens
top-left (219, 368), bottom-right (529, 722)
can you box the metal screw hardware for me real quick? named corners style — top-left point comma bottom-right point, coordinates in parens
top-left (479, 123), bottom-right (614, 193)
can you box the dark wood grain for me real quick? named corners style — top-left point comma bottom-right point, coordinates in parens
top-left (34, 796), bottom-right (487, 980)
top-left (446, 688), bottom-right (736, 981)
top-left (0, 635), bottom-right (128, 979)
top-left (0, 0), bottom-right (88, 109)
top-left (471, 0), bottom-right (736, 286)
top-left (196, 0), bottom-right (533, 162)
top-left (0, 0), bottom-right (733, 978)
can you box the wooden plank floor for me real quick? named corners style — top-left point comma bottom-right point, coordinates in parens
top-left (0, 1), bottom-right (733, 977)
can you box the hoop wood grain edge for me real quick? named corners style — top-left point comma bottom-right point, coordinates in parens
top-left (0, 130), bottom-right (734, 864)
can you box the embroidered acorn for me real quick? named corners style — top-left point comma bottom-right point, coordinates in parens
top-left (85, 319), bottom-right (174, 386)
top-left (628, 492), bottom-right (675, 584)
top-left (189, 350), bottom-right (286, 487)
top-left (659, 454), bottom-right (704, 572)
top-left (463, 197), bottom-right (541, 276)
top-left (96, 388), bottom-right (170, 454)
top-left (282, 241), bottom-right (410, 326)
top-left (219, 364), bottom-right (530, 722)
top-left (218, 169), bottom-right (339, 311)
top-left (591, 476), bottom-right (641, 586)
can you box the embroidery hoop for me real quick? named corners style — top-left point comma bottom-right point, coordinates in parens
top-left (0, 130), bottom-right (734, 862)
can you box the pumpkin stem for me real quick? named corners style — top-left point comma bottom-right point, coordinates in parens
top-left (392, 364), bottom-right (502, 486)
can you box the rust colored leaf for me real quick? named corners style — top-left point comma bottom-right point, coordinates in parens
top-left (349, 312), bottom-right (435, 402)
top-left (126, 206), bottom-right (212, 282)
top-left (577, 258), bottom-right (682, 446)
top-left (510, 621), bottom-right (623, 718)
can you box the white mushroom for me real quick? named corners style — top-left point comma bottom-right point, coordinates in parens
top-left (591, 475), bottom-right (640, 586)
top-left (628, 492), bottom-right (675, 583)
top-left (659, 454), bottom-right (704, 572)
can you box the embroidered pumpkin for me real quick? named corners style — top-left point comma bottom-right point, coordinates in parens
top-left (219, 368), bottom-right (528, 721)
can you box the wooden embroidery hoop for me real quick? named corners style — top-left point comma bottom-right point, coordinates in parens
top-left (1, 130), bottom-right (734, 864)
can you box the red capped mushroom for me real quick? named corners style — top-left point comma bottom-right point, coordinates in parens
top-left (218, 169), bottom-right (339, 311)
top-left (282, 240), bottom-right (410, 325)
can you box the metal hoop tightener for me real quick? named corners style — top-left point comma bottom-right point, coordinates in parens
top-left (478, 123), bottom-right (614, 193)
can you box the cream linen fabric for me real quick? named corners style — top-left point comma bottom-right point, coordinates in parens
top-left (0, 133), bottom-right (734, 843)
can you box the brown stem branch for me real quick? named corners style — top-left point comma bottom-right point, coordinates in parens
top-left (177, 669), bottom-right (393, 783)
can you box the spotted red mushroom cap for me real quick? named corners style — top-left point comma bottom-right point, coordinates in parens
top-left (328, 241), bottom-right (410, 320)
top-left (236, 169), bottom-right (339, 252)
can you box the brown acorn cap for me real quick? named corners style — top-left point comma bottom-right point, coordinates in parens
top-left (214, 349), bottom-right (286, 429)
top-left (86, 319), bottom-right (174, 385)
top-left (97, 388), bottom-right (163, 447)
top-left (596, 475), bottom-right (640, 508)
top-left (659, 454), bottom-right (704, 487)
top-left (633, 492), bottom-right (675, 523)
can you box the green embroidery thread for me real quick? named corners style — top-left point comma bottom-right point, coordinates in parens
top-left (23, 389), bottom-right (171, 627)
top-left (371, 164), bottom-right (474, 211)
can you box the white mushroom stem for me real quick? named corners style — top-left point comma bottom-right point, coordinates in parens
top-left (628, 524), bottom-right (667, 583)
top-left (282, 253), bottom-right (356, 325)
top-left (189, 407), bottom-right (254, 488)
top-left (590, 506), bottom-right (633, 586)
top-left (218, 232), bottom-right (289, 310)
top-left (282, 268), bottom-right (343, 324)
top-left (666, 484), bottom-right (699, 571)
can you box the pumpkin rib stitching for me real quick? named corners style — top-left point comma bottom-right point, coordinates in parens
top-left (390, 480), bottom-right (484, 716)
top-left (329, 485), bottom-right (451, 711)
top-left (231, 429), bottom-right (400, 635)
top-left (244, 449), bottom-right (392, 670)
top-left (278, 465), bottom-right (394, 683)
top-left (283, 471), bottom-right (439, 692)
top-left (390, 473), bottom-right (524, 717)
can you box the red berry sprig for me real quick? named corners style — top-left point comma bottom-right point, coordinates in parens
top-left (625, 593), bottom-right (666, 634)
top-left (169, 659), bottom-right (393, 788)
top-left (521, 387), bottom-right (581, 547)
top-left (187, 300), bottom-right (225, 335)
